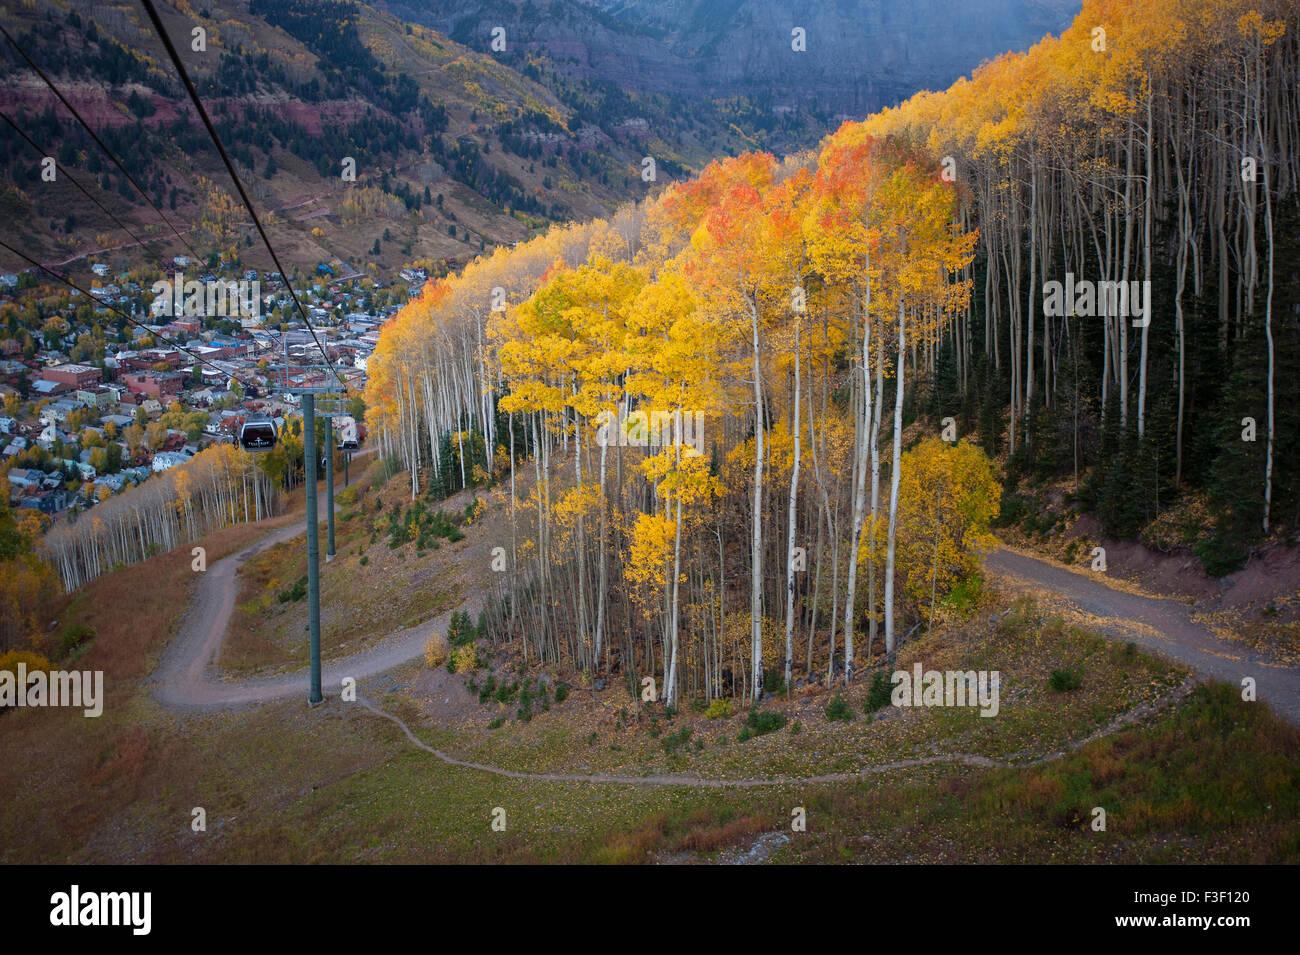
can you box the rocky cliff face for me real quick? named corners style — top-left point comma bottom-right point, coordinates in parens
top-left (384, 0), bottom-right (1080, 115)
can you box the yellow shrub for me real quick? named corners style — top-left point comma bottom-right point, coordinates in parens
top-left (450, 644), bottom-right (477, 673)
top-left (0, 649), bottom-right (50, 676)
top-left (705, 698), bottom-right (733, 719)
top-left (423, 633), bottom-right (448, 669)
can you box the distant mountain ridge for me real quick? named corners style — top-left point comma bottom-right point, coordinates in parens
top-left (382, 0), bottom-right (1081, 115)
top-left (0, 0), bottom-right (1078, 279)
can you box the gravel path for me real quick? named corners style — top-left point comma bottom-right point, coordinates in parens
top-left (353, 679), bottom-right (1195, 788)
top-left (148, 451), bottom-right (487, 711)
top-left (149, 505), bottom-right (1295, 786)
top-left (986, 547), bottom-right (1300, 726)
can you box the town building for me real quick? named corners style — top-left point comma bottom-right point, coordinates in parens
top-left (41, 363), bottom-right (103, 389)
top-left (120, 370), bottom-right (184, 399)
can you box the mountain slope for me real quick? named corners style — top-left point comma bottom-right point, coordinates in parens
top-left (0, 0), bottom-right (1078, 281)
top-left (382, 0), bottom-right (1081, 134)
top-left (0, 0), bottom-right (736, 279)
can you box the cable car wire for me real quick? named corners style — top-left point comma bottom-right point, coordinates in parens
top-left (0, 236), bottom-right (266, 393)
top-left (2, 110), bottom-right (164, 260)
top-left (0, 23), bottom-right (209, 267)
top-left (137, 0), bottom-right (347, 395)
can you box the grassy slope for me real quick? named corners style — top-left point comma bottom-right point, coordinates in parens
top-left (222, 460), bottom-right (470, 674)
top-left (2, 470), bottom-right (1298, 864)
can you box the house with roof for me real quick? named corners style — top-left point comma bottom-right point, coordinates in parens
top-left (20, 488), bottom-right (68, 514)
top-left (62, 455), bottom-right (96, 481)
top-left (76, 386), bottom-right (116, 410)
top-left (94, 472), bottom-right (126, 493)
top-left (7, 467), bottom-right (39, 492)
top-left (39, 399), bottom-right (83, 425)
top-left (31, 378), bottom-right (68, 399)
top-left (151, 451), bottom-right (189, 472)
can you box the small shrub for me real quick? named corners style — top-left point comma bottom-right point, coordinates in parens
top-left (423, 634), bottom-right (448, 669)
top-left (57, 622), bottom-right (95, 657)
top-left (554, 682), bottom-right (569, 703)
top-left (661, 726), bottom-right (692, 755)
top-left (450, 644), bottom-right (477, 673)
top-left (742, 708), bottom-right (787, 738)
top-left (359, 555), bottom-right (369, 566)
top-left (942, 573), bottom-right (984, 618)
top-left (705, 698), bottom-right (733, 719)
top-left (586, 731), bottom-right (598, 746)
top-left (1049, 668), bottom-right (1082, 692)
top-left (790, 720), bottom-right (802, 735)
top-left (0, 650), bottom-right (50, 682)
top-left (277, 575), bottom-right (307, 603)
top-left (487, 716), bottom-right (505, 730)
top-left (825, 693), bottom-right (854, 721)
top-left (865, 670), bottom-right (893, 711)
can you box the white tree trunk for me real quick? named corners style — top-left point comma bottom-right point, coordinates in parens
top-left (749, 300), bottom-right (764, 700)
top-left (884, 299), bottom-right (906, 653)
top-left (784, 325), bottom-right (802, 690)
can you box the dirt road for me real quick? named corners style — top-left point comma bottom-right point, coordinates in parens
top-left (149, 502), bottom-right (1299, 785)
top-left (150, 450), bottom-right (489, 710)
top-left (986, 547), bottom-right (1300, 726)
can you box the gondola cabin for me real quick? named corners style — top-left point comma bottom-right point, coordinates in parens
top-left (239, 415), bottom-right (277, 452)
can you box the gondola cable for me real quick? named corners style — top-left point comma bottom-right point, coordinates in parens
top-left (136, 0), bottom-right (347, 395)
top-left (0, 23), bottom-right (210, 267)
